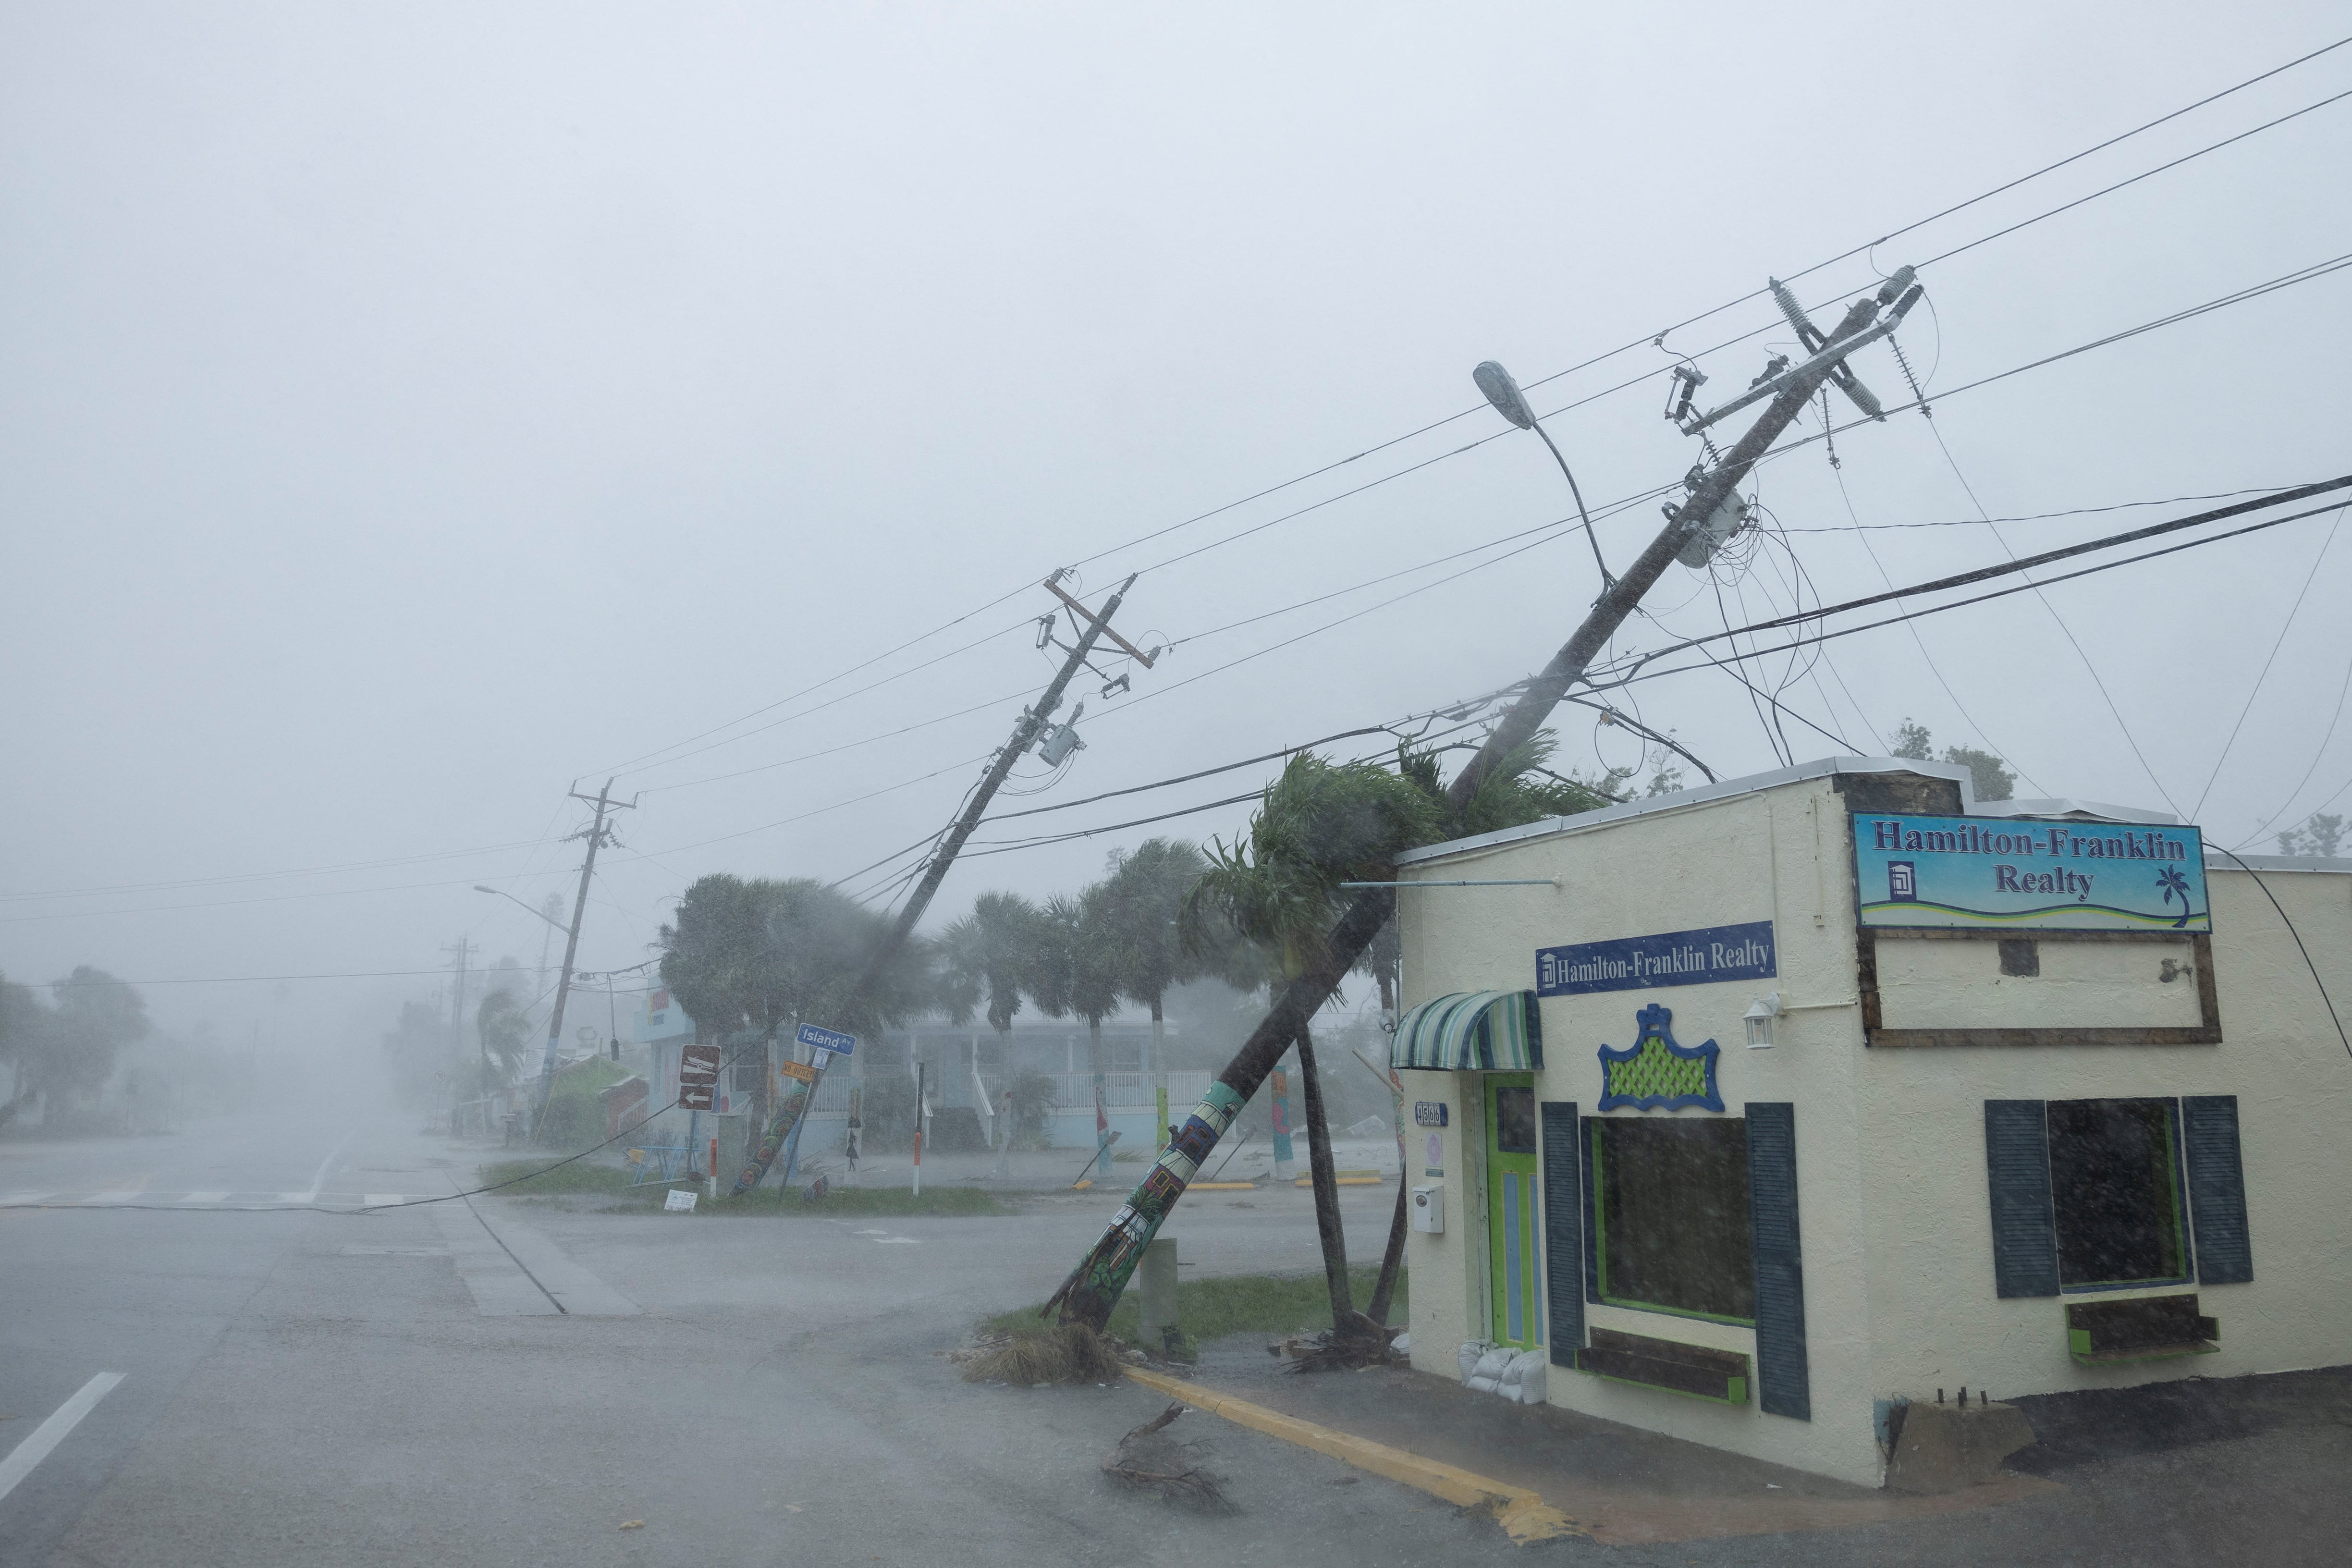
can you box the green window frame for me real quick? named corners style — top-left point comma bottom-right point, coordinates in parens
top-left (2047, 1097), bottom-right (2193, 1293)
top-left (1588, 1116), bottom-right (1756, 1327)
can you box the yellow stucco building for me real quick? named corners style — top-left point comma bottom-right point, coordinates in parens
top-left (1390, 756), bottom-right (2348, 1487)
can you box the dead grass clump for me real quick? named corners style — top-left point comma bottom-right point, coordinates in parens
top-left (958, 1320), bottom-right (1130, 1385)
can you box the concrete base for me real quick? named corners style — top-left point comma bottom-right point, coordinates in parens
top-left (1886, 1399), bottom-right (2036, 1494)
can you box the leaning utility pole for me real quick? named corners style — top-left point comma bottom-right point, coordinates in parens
top-left (531, 778), bottom-right (636, 1133)
top-left (730, 573), bottom-right (1151, 1195)
top-left (1051, 269), bottom-right (1923, 1329)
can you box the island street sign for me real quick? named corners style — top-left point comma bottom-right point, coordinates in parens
top-left (796, 1023), bottom-right (856, 1056)
top-left (1536, 920), bottom-right (1776, 997)
top-left (1853, 813), bottom-right (2209, 931)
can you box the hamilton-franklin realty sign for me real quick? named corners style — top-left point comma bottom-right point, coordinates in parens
top-left (1854, 813), bottom-right (2209, 931)
top-left (1535, 920), bottom-right (1776, 997)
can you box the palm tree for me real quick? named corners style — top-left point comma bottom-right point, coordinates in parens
top-left (1101, 839), bottom-right (1209, 1144)
top-left (1024, 886), bottom-right (1129, 1176)
top-left (662, 873), bottom-right (933, 1188)
top-left (474, 990), bottom-right (535, 1095)
top-left (939, 891), bottom-right (1039, 1164)
top-left (1183, 754), bottom-right (1443, 1338)
top-left (1054, 732), bottom-right (1617, 1331)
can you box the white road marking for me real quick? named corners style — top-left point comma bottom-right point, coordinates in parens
top-left (83, 1192), bottom-right (138, 1205)
top-left (306, 1127), bottom-right (360, 1203)
top-left (0, 1372), bottom-right (124, 1505)
top-left (180, 1191), bottom-right (229, 1204)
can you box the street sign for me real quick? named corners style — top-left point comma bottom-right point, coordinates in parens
top-left (795, 1023), bottom-right (856, 1056)
top-left (664, 1189), bottom-right (698, 1212)
top-left (679, 1042), bottom-right (720, 1110)
top-left (778, 1059), bottom-right (817, 1084)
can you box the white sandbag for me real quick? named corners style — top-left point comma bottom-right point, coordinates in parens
top-left (1458, 1341), bottom-right (1491, 1382)
top-left (1472, 1347), bottom-right (1517, 1384)
top-left (1465, 1374), bottom-right (1501, 1395)
top-left (1509, 1349), bottom-right (1548, 1404)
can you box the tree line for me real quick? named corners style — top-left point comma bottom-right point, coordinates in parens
top-left (0, 966), bottom-right (150, 1131)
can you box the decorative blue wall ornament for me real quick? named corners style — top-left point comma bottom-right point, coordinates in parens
top-left (1597, 1004), bottom-right (1724, 1112)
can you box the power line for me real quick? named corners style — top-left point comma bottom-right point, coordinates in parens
top-left (563, 44), bottom-right (2352, 793)
top-left (1598, 497), bottom-right (2352, 697)
top-left (637, 679), bottom-right (1050, 795)
top-left (2189, 503), bottom-right (2349, 821)
top-left (611, 618), bottom-right (1035, 785)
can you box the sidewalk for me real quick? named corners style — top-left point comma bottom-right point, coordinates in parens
top-left (1174, 1345), bottom-right (2051, 1547)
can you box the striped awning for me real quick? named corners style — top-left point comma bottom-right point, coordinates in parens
top-left (1391, 991), bottom-right (1544, 1072)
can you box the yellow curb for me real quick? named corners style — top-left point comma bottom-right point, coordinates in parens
top-left (1124, 1367), bottom-right (1581, 1544)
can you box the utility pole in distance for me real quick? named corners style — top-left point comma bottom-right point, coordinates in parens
top-left (730, 573), bottom-right (1151, 1195)
top-left (531, 778), bottom-right (636, 1134)
top-left (441, 936), bottom-right (475, 1070)
top-left (1052, 269), bottom-right (1924, 1330)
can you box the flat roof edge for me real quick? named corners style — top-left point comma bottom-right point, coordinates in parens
top-left (1398, 755), bottom-right (2185, 866)
top-left (1398, 756), bottom-right (1969, 865)
top-left (2206, 852), bottom-right (2352, 874)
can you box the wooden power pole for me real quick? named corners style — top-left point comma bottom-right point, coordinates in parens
top-left (531, 778), bottom-right (635, 1133)
top-left (1052, 271), bottom-right (1924, 1329)
top-left (728, 574), bottom-right (1152, 1195)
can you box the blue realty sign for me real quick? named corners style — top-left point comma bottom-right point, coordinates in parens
top-left (1853, 813), bottom-right (2209, 931)
top-left (1536, 920), bottom-right (1776, 998)
top-left (796, 1022), bottom-right (857, 1056)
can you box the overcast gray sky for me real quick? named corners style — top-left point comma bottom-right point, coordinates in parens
top-left (6, 1), bottom-right (2349, 1047)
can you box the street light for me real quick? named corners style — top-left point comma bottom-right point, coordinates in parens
top-left (474, 885), bottom-right (572, 934)
top-left (1473, 359), bottom-right (1614, 589)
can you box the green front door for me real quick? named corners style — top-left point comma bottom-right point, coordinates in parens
top-left (1485, 1074), bottom-right (1542, 1350)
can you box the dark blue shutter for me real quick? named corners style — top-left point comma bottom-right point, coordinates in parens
top-left (2182, 1095), bottom-right (2253, 1284)
top-left (1745, 1102), bottom-right (1809, 1420)
top-left (1984, 1100), bottom-right (2059, 1298)
top-left (1579, 1114), bottom-right (1600, 1307)
top-left (1541, 1102), bottom-right (1582, 1368)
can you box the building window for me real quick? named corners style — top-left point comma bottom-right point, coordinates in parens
top-left (1494, 1087), bottom-right (1536, 1154)
top-left (2047, 1098), bottom-right (2190, 1290)
top-left (1589, 1117), bottom-right (1755, 1324)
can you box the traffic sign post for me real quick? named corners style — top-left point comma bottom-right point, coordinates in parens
top-left (733, 1023), bottom-right (858, 1197)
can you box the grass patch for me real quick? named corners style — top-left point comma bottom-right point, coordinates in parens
top-left (476, 1158), bottom-right (637, 1195)
top-left (981, 1264), bottom-right (1406, 1345)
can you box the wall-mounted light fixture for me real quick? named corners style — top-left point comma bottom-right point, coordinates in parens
top-left (1744, 992), bottom-right (1783, 1049)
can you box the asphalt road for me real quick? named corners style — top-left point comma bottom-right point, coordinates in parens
top-left (5, 1109), bottom-right (2344, 1567)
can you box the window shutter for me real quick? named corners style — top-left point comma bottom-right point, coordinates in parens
top-left (1984, 1100), bottom-right (2059, 1298)
top-left (1541, 1102), bottom-right (1582, 1368)
top-left (1579, 1114), bottom-right (1600, 1307)
top-left (2182, 1095), bottom-right (2253, 1285)
top-left (1744, 1102), bottom-right (1809, 1421)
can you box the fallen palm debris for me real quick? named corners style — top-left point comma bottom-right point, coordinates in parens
top-left (1100, 1403), bottom-right (1233, 1511)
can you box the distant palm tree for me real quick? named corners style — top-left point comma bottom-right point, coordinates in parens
top-left (939, 892), bottom-right (1040, 1163)
top-left (1101, 839), bottom-right (1210, 1138)
top-left (1024, 886), bottom-right (1128, 1174)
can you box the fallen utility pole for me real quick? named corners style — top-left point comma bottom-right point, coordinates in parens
top-left (531, 778), bottom-right (634, 1134)
top-left (730, 575), bottom-right (1146, 1195)
top-left (1051, 271), bottom-right (1922, 1329)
